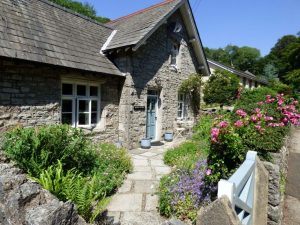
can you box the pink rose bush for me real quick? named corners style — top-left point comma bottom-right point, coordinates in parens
top-left (207, 90), bottom-right (300, 190)
top-left (210, 93), bottom-right (300, 143)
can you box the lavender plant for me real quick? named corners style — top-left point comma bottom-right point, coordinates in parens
top-left (159, 160), bottom-right (216, 222)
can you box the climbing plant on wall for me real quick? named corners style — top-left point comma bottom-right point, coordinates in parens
top-left (179, 74), bottom-right (203, 115)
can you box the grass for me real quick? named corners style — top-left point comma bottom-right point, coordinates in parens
top-left (164, 141), bottom-right (203, 170)
top-left (163, 114), bottom-right (214, 171)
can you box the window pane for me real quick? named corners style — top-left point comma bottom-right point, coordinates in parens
top-left (91, 113), bottom-right (97, 124)
top-left (78, 113), bottom-right (89, 125)
top-left (77, 85), bottom-right (86, 96)
top-left (92, 100), bottom-right (98, 111)
top-left (62, 83), bottom-right (73, 95)
top-left (62, 100), bottom-right (72, 112)
top-left (79, 100), bottom-right (89, 112)
top-left (90, 86), bottom-right (98, 97)
top-left (62, 113), bottom-right (72, 124)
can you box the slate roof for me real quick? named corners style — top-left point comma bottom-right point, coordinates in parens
top-left (0, 0), bottom-right (122, 76)
top-left (105, 0), bottom-right (183, 51)
top-left (208, 59), bottom-right (268, 85)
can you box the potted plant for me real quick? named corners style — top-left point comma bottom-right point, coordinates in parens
top-left (140, 138), bottom-right (151, 149)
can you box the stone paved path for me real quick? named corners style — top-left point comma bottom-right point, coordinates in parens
top-left (106, 139), bottom-right (184, 225)
top-left (283, 127), bottom-right (300, 225)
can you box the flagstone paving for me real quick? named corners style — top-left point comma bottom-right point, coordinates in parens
top-left (106, 139), bottom-right (185, 225)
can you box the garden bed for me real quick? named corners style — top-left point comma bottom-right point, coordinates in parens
top-left (1, 125), bottom-right (132, 223)
top-left (158, 87), bottom-right (300, 224)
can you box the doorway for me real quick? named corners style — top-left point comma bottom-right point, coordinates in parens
top-left (146, 91), bottom-right (158, 140)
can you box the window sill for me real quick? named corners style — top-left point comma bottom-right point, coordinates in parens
top-left (169, 65), bottom-right (180, 73)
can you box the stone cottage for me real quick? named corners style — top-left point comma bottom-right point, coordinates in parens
top-left (208, 59), bottom-right (268, 88)
top-left (0, 0), bottom-right (210, 149)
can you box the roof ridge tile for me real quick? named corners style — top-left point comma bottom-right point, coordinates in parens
top-left (107, 0), bottom-right (180, 24)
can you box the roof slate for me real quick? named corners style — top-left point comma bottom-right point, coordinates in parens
top-left (105, 0), bottom-right (183, 51)
top-left (0, 0), bottom-right (123, 76)
top-left (207, 59), bottom-right (268, 85)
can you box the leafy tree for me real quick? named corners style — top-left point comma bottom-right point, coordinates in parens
top-left (203, 70), bottom-right (240, 107)
top-left (205, 45), bottom-right (261, 74)
top-left (263, 63), bottom-right (278, 80)
top-left (285, 69), bottom-right (300, 92)
top-left (267, 35), bottom-right (300, 81)
top-left (49, 0), bottom-right (110, 23)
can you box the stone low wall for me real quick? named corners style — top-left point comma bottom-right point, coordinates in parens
top-left (263, 134), bottom-right (291, 225)
top-left (0, 151), bottom-right (89, 225)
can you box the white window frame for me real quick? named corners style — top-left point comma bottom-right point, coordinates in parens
top-left (170, 43), bottom-right (180, 67)
top-left (177, 93), bottom-right (188, 120)
top-left (61, 81), bottom-right (101, 128)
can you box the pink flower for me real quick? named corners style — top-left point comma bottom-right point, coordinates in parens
top-left (278, 99), bottom-right (284, 106)
top-left (257, 113), bottom-right (263, 119)
top-left (255, 125), bottom-right (261, 130)
top-left (282, 117), bottom-right (288, 124)
top-left (265, 98), bottom-right (275, 103)
top-left (206, 169), bottom-right (212, 176)
top-left (250, 115), bottom-right (258, 122)
top-left (218, 121), bottom-right (229, 128)
top-left (257, 101), bottom-right (264, 106)
top-left (254, 125), bottom-right (265, 133)
top-left (236, 109), bottom-right (247, 117)
top-left (293, 100), bottom-right (299, 105)
top-left (255, 108), bottom-right (261, 114)
top-left (234, 120), bottom-right (244, 128)
top-left (264, 116), bottom-right (274, 121)
top-left (211, 128), bottom-right (220, 143)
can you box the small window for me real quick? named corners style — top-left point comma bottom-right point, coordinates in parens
top-left (177, 94), bottom-right (188, 119)
top-left (61, 83), bottom-right (100, 128)
top-left (243, 78), bottom-right (247, 87)
top-left (249, 80), bottom-right (252, 88)
top-left (170, 43), bottom-right (179, 66)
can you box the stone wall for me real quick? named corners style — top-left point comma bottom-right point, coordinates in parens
top-left (0, 150), bottom-right (89, 225)
top-left (0, 58), bottom-right (61, 131)
top-left (113, 11), bottom-right (200, 149)
top-left (0, 57), bottom-right (123, 144)
top-left (263, 135), bottom-right (290, 225)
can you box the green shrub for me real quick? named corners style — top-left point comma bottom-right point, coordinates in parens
top-left (158, 173), bottom-right (180, 217)
top-left (234, 87), bottom-right (277, 116)
top-left (207, 125), bottom-right (245, 183)
top-left (3, 125), bottom-right (97, 176)
top-left (34, 161), bottom-right (110, 222)
top-left (164, 141), bottom-right (203, 170)
top-left (192, 114), bottom-right (214, 155)
top-left (92, 143), bottom-right (133, 195)
top-left (203, 70), bottom-right (240, 106)
top-left (4, 125), bottom-right (133, 223)
top-left (269, 80), bottom-right (293, 95)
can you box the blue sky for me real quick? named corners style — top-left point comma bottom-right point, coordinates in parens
top-left (81, 0), bottom-right (300, 56)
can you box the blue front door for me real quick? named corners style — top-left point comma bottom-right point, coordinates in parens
top-left (146, 95), bottom-right (157, 140)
